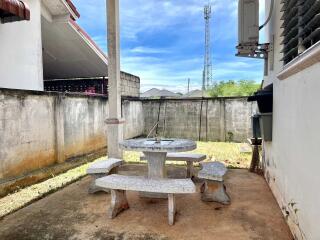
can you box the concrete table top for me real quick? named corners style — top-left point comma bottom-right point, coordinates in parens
top-left (119, 138), bottom-right (196, 153)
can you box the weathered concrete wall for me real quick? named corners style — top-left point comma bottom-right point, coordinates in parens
top-left (123, 100), bottom-right (145, 139)
top-left (120, 72), bottom-right (140, 97)
top-left (62, 96), bottom-right (108, 161)
top-left (0, 88), bottom-right (143, 195)
top-left (142, 98), bottom-right (256, 142)
top-left (0, 89), bottom-right (253, 196)
top-left (0, 91), bottom-right (56, 180)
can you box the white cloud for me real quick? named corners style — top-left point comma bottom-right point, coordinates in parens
top-left (119, 0), bottom-right (239, 41)
top-left (130, 47), bottom-right (170, 54)
top-left (73, 0), bottom-right (264, 93)
top-left (121, 49), bottom-right (262, 94)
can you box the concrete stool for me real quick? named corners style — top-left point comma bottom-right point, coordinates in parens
top-left (86, 158), bottom-right (123, 194)
top-left (198, 161), bottom-right (231, 205)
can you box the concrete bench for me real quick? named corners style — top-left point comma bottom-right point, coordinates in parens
top-left (86, 158), bottom-right (123, 194)
top-left (198, 161), bottom-right (230, 205)
top-left (140, 153), bottom-right (206, 178)
top-left (95, 174), bottom-right (196, 225)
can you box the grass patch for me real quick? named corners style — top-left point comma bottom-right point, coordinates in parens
top-left (124, 141), bottom-right (251, 169)
top-left (0, 157), bottom-right (105, 219)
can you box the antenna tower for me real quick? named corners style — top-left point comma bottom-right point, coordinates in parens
top-left (203, 2), bottom-right (213, 90)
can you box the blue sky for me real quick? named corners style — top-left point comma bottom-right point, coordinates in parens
top-left (73, 0), bottom-right (265, 93)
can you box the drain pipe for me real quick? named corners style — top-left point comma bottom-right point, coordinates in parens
top-left (259, 0), bottom-right (274, 30)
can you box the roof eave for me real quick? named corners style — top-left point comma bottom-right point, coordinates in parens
top-left (62, 0), bottom-right (79, 20)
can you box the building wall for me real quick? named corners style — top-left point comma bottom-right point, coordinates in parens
top-left (0, 0), bottom-right (44, 91)
top-left (0, 88), bottom-right (143, 196)
top-left (120, 72), bottom-right (140, 97)
top-left (44, 72), bottom-right (141, 98)
top-left (263, 1), bottom-right (320, 239)
top-left (142, 98), bottom-right (256, 142)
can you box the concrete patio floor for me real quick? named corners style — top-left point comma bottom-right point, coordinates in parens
top-left (0, 164), bottom-right (292, 240)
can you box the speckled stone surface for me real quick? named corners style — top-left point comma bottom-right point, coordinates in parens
top-left (96, 174), bottom-right (196, 194)
top-left (87, 158), bottom-right (124, 174)
top-left (198, 161), bottom-right (228, 181)
top-left (119, 138), bottom-right (196, 153)
top-left (140, 152), bottom-right (206, 161)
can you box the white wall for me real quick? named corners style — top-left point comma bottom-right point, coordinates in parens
top-left (263, 1), bottom-right (320, 239)
top-left (0, 0), bottom-right (44, 91)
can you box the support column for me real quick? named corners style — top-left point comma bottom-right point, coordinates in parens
top-left (54, 95), bottom-right (65, 163)
top-left (219, 98), bottom-right (226, 142)
top-left (106, 0), bottom-right (124, 159)
top-left (168, 194), bottom-right (176, 225)
top-left (108, 189), bottom-right (129, 219)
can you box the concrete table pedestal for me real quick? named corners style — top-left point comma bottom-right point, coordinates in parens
top-left (141, 151), bottom-right (168, 198)
top-left (144, 152), bottom-right (167, 178)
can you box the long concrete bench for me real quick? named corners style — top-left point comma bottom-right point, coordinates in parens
top-left (140, 153), bottom-right (206, 178)
top-left (198, 161), bottom-right (230, 205)
top-left (95, 174), bottom-right (196, 225)
top-left (86, 158), bottom-right (124, 193)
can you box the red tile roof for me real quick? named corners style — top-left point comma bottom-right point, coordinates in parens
top-left (0, 0), bottom-right (30, 22)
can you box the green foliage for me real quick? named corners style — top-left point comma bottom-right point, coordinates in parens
top-left (207, 80), bottom-right (261, 97)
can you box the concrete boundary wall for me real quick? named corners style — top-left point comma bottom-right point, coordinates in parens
top-left (142, 98), bottom-right (257, 142)
top-left (0, 89), bottom-right (254, 196)
top-left (0, 88), bottom-right (143, 196)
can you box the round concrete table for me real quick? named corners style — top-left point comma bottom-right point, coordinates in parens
top-left (120, 138), bottom-right (196, 179)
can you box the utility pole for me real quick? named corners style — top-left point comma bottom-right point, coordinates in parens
top-left (187, 78), bottom-right (190, 94)
top-left (203, 2), bottom-right (213, 90)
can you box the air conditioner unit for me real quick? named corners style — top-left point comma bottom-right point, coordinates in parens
top-left (238, 0), bottom-right (259, 47)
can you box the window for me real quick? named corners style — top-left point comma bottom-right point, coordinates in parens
top-left (281, 0), bottom-right (320, 64)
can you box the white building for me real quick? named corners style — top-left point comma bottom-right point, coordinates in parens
top-left (242, 1), bottom-right (320, 239)
top-left (0, 0), bottom-right (108, 91)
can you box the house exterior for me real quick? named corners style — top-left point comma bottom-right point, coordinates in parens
top-left (0, 0), bottom-right (30, 23)
top-left (262, 1), bottom-right (320, 239)
top-left (0, 0), bottom-right (140, 97)
top-left (44, 71), bottom-right (140, 97)
top-left (141, 88), bottom-right (181, 98)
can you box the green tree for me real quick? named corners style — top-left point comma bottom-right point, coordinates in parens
top-left (207, 80), bottom-right (260, 97)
